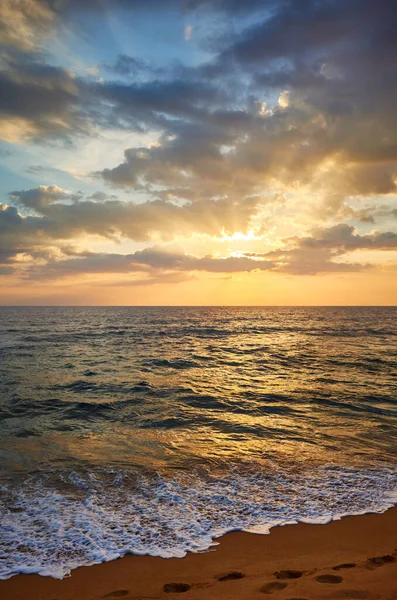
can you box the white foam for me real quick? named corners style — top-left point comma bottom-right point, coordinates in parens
top-left (385, 490), bottom-right (397, 503)
top-left (298, 515), bottom-right (333, 525)
top-left (0, 466), bottom-right (396, 580)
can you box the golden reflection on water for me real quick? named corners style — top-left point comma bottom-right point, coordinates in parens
top-left (2, 403), bottom-right (376, 476)
top-left (1, 306), bottom-right (396, 478)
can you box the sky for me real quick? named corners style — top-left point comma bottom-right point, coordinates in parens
top-left (0, 0), bottom-right (396, 305)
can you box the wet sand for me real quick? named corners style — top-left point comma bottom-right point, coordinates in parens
top-left (1, 507), bottom-right (397, 600)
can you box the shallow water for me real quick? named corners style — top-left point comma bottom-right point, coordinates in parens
top-left (0, 306), bottom-right (396, 578)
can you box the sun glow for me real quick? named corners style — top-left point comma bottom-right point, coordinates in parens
top-left (218, 229), bottom-right (264, 242)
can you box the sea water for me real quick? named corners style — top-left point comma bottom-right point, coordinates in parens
top-left (0, 306), bottom-right (396, 578)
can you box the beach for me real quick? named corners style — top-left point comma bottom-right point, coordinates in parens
top-left (1, 507), bottom-right (396, 600)
top-left (1, 0), bottom-right (396, 590)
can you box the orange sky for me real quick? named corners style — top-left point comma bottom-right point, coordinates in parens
top-left (0, 0), bottom-right (396, 304)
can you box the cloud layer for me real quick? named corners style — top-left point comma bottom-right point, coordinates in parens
top-left (0, 0), bottom-right (396, 296)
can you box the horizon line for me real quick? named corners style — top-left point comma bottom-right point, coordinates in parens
top-left (0, 305), bottom-right (396, 308)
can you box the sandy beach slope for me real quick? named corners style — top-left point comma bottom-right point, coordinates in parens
top-left (1, 506), bottom-right (396, 600)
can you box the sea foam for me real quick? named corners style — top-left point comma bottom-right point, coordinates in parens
top-left (1, 465), bottom-right (396, 580)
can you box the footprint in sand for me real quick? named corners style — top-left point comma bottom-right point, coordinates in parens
top-left (315, 574), bottom-right (343, 584)
top-left (217, 571), bottom-right (245, 581)
top-left (333, 563), bottom-right (356, 570)
top-left (275, 569), bottom-right (303, 579)
top-left (367, 554), bottom-right (395, 567)
top-left (163, 583), bottom-right (191, 593)
top-left (103, 591), bottom-right (130, 598)
top-left (260, 581), bottom-right (288, 594)
top-left (337, 591), bottom-right (368, 599)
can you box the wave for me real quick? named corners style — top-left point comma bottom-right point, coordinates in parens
top-left (0, 307), bottom-right (396, 580)
top-left (0, 465), bottom-right (396, 580)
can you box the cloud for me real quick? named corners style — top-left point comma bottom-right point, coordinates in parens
top-left (247, 223), bottom-right (397, 274)
top-left (294, 224), bottom-right (397, 252)
top-left (1, 0), bottom-right (397, 292)
top-left (103, 55), bottom-right (164, 79)
top-left (0, 54), bottom-right (88, 141)
top-left (97, 0), bottom-right (397, 209)
top-left (0, 0), bottom-right (54, 51)
top-left (9, 185), bottom-right (68, 211)
top-left (0, 265), bottom-right (15, 276)
top-left (23, 246), bottom-right (275, 281)
top-left (1, 187), bottom-right (261, 266)
top-left (262, 247), bottom-right (368, 275)
top-left (0, 54), bottom-right (222, 141)
top-left (184, 24), bottom-right (193, 42)
top-left (3, 190), bottom-right (395, 280)
top-left (0, 0), bottom-right (275, 52)
top-left (2, 0), bottom-right (396, 217)
top-left (96, 78), bottom-right (223, 132)
top-left (100, 122), bottom-right (235, 193)
top-left (14, 224), bottom-right (391, 280)
top-left (219, 0), bottom-right (397, 70)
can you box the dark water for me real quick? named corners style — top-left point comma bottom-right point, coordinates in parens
top-left (0, 307), bottom-right (396, 578)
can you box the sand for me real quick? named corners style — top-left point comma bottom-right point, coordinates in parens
top-left (1, 507), bottom-right (397, 600)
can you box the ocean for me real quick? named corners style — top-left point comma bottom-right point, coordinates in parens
top-left (0, 306), bottom-right (396, 579)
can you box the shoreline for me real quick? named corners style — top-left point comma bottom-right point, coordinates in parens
top-left (1, 506), bottom-right (397, 600)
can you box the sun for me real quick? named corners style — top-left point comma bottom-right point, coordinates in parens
top-left (219, 229), bottom-right (264, 242)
